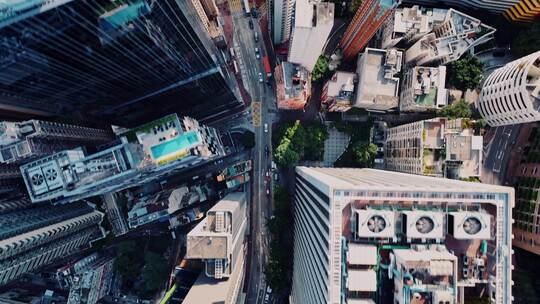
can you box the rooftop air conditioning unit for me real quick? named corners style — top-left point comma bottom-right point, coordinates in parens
top-left (448, 212), bottom-right (491, 240)
top-left (402, 210), bottom-right (444, 240)
top-left (357, 209), bottom-right (396, 238)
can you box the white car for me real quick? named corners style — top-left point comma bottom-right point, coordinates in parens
top-left (258, 72), bottom-right (263, 82)
top-left (264, 123), bottom-right (268, 133)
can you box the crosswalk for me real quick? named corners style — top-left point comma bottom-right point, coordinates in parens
top-left (252, 101), bottom-right (261, 126)
top-left (228, 0), bottom-right (243, 13)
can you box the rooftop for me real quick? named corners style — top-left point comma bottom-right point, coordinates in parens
top-left (325, 71), bottom-right (355, 102)
top-left (409, 66), bottom-right (447, 108)
top-left (275, 62), bottom-right (311, 110)
top-left (355, 48), bottom-right (401, 112)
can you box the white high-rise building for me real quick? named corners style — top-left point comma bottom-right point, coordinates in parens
top-left (184, 192), bottom-right (247, 304)
top-left (478, 50), bottom-right (540, 127)
top-left (291, 167), bottom-right (513, 304)
top-left (288, 1), bottom-right (334, 71)
top-left (0, 119), bottom-right (112, 164)
top-left (272, 0), bottom-right (295, 44)
top-left (0, 201), bottom-right (104, 286)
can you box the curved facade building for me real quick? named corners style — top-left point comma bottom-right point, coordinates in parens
top-left (478, 51), bottom-right (540, 127)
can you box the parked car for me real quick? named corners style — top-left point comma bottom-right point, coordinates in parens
top-left (248, 19), bottom-right (253, 29)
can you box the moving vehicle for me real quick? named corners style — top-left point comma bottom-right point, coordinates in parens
top-left (265, 145), bottom-right (269, 156)
top-left (258, 72), bottom-right (263, 82)
top-left (248, 19), bottom-right (253, 29)
top-left (264, 123), bottom-right (268, 133)
top-left (255, 47), bottom-right (260, 59)
top-left (262, 56), bottom-right (272, 78)
top-left (254, 32), bottom-right (259, 42)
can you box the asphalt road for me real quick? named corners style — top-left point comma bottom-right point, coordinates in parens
top-left (482, 124), bottom-right (521, 185)
top-left (228, 8), bottom-right (276, 304)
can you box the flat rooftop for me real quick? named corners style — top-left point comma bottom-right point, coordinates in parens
top-left (355, 49), bottom-right (401, 111)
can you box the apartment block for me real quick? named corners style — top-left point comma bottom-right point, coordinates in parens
top-left (291, 167), bottom-right (513, 304)
top-left (288, 1), bottom-right (334, 71)
top-left (321, 71), bottom-right (356, 112)
top-left (405, 9), bottom-right (495, 66)
top-left (275, 62), bottom-right (312, 110)
top-left (400, 65), bottom-right (448, 112)
top-left (0, 0), bottom-right (242, 125)
top-left (380, 5), bottom-right (448, 49)
top-left (20, 114), bottom-right (226, 203)
top-left (403, 0), bottom-right (539, 22)
top-left (354, 48), bottom-right (402, 112)
top-left (384, 118), bottom-right (482, 179)
top-left (0, 201), bottom-right (105, 286)
top-left (0, 120), bottom-right (112, 164)
top-left (478, 50), bottom-right (540, 127)
top-left (340, 0), bottom-right (401, 61)
top-left (57, 253), bottom-right (116, 304)
top-left (184, 192), bottom-right (247, 304)
top-left (272, 0), bottom-right (295, 43)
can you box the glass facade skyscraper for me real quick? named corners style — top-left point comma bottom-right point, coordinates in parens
top-left (0, 0), bottom-right (243, 126)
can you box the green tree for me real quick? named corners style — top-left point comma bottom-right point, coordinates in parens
top-left (139, 251), bottom-right (169, 297)
top-left (311, 55), bottom-right (330, 82)
top-left (264, 259), bottom-right (288, 292)
top-left (349, 0), bottom-right (363, 14)
top-left (438, 99), bottom-right (472, 119)
top-left (115, 240), bottom-right (143, 289)
top-left (512, 20), bottom-right (540, 57)
top-left (447, 55), bottom-right (484, 90)
top-left (240, 131), bottom-right (255, 149)
top-left (352, 142), bottom-right (377, 166)
top-left (304, 123), bottom-right (329, 161)
top-left (274, 138), bottom-right (300, 166)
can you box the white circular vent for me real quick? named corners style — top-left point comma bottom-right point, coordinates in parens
top-left (367, 215), bottom-right (387, 233)
top-left (463, 217), bottom-right (482, 235)
top-left (415, 216), bottom-right (435, 234)
top-left (31, 173), bottom-right (44, 186)
top-left (44, 168), bottom-right (58, 181)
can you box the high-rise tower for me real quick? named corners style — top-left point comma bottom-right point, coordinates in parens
top-left (478, 50), bottom-right (540, 127)
top-left (291, 167), bottom-right (513, 304)
top-left (0, 201), bottom-right (104, 286)
top-left (339, 0), bottom-right (400, 61)
top-left (0, 0), bottom-right (243, 126)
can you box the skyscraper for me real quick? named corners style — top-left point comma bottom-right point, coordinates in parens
top-left (291, 167), bottom-right (513, 304)
top-left (478, 50), bottom-right (540, 127)
top-left (0, 0), bottom-right (243, 126)
top-left (0, 119), bottom-right (113, 164)
top-left (339, 0), bottom-right (400, 61)
top-left (0, 201), bottom-right (104, 286)
top-left (271, 0), bottom-right (295, 44)
top-left (288, 1), bottom-right (334, 71)
top-left (184, 192), bottom-right (247, 304)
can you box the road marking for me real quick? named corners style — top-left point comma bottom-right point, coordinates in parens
top-left (228, 0), bottom-right (243, 12)
top-left (252, 101), bottom-right (261, 126)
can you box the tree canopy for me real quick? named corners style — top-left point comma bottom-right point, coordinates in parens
top-left (273, 121), bottom-right (328, 167)
top-left (311, 55), bottom-right (330, 82)
top-left (139, 251), bottom-right (169, 297)
top-left (437, 99), bottom-right (473, 119)
top-left (352, 142), bottom-right (378, 166)
top-left (447, 55), bottom-right (484, 90)
top-left (240, 130), bottom-right (255, 149)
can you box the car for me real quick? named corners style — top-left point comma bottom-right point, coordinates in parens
top-left (264, 123), bottom-right (268, 133)
top-left (248, 19), bottom-right (253, 29)
top-left (265, 145), bottom-right (269, 155)
top-left (254, 32), bottom-right (259, 42)
top-left (255, 47), bottom-right (259, 53)
top-left (258, 72), bottom-right (263, 82)
top-left (265, 171), bottom-right (270, 178)
top-left (266, 188), bottom-right (270, 195)
top-left (267, 286), bottom-right (272, 294)
top-left (463, 267), bottom-right (469, 278)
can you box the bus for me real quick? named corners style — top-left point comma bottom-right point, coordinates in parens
top-left (243, 0), bottom-right (250, 15)
top-left (262, 56), bottom-right (271, 78)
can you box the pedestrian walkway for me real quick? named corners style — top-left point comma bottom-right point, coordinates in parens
top-left (322, 127), bottom-right (350, 166)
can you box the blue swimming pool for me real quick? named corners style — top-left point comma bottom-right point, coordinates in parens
top-left (150, 131), bottom-right (201, 159)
